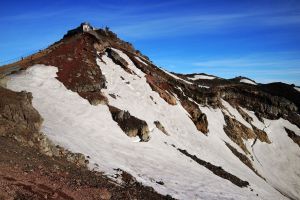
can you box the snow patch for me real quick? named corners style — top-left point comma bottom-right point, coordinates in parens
top-left (161, 69), bottom-right (193, 85)
top-left (294, 87), bottom-right (300, 92)
top-left (188, 74), bottom-right (216, 80)
top-left (135, 56), bottom-right (148, 66)
top-left (240, 79), bottom-right (257, 85)
top-left (198, 85), bottom-right (210, 89)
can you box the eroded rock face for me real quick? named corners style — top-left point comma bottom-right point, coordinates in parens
top-left (108, 105), bottom-right (150, 142)
top-left (220, 86), bottom-right (299, 128)
top-left (223, 113), bottom-right (271, 154)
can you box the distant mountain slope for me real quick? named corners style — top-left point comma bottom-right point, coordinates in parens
top-left (259, 82), bottom-right (300, 110)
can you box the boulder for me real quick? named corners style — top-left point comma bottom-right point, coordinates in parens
top-left (108, 105), bottom-right (150, 142)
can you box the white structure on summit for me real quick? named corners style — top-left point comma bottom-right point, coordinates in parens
top-left (81, 22), bottom-right (93, 32)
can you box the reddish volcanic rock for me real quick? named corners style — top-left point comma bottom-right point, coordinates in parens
top-left (28, 33), bottom-right (107, 105)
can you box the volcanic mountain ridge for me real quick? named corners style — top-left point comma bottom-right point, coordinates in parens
top-left (0, 22), bottom-right (300, 200)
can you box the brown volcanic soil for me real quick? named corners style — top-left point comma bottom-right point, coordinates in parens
top-left (0, 137), bottom-right (174, 200)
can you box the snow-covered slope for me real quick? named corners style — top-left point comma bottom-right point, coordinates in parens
top-left (7, 52), bottom-right (300, 199)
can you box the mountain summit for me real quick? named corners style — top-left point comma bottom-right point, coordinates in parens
top-left (0, 23), bottom-right (300, 200)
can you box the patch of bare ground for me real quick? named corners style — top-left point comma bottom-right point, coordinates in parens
top-left (0, 137), bottom-right (174, 200)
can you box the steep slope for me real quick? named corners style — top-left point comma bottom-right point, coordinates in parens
top-left (1, 23), bottom-right (300, 200)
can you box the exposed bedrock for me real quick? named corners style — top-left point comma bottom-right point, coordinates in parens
top-left (220, 87), bottom-right (298, 123)
top-left (185, 85), bottom-right (299, 128)
top-left (108, 105), bottom-right (150, 142)
top-left (223, 114), bottom-right (270, 154)
top-left (223, 114), bottom-right (255, 154)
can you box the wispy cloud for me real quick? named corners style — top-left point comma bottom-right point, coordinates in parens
top-left (2, 1), bottom-right (299, 39)
top-left (110, 6), bottom-right (300, 38)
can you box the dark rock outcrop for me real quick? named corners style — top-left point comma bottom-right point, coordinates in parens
top-left (284, 128), bottom-right (300, 147)
top-left (225, 142), bottom-right (264, 179)
top-left (106, 48), bottom-right (132, 74)
top-left (108, 105), bottom-right (150, 142)
top-left (222, 86), bottom-right (298, 121)
top-left (154, 121), bottom-right (169, 135)
top-left (180, 99), bottom-right (208, 134)
top-left (177, 147), bottom-right (249, 188)
top-left (259, 82), bottom-right (300, 112)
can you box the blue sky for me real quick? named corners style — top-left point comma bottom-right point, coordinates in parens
top-left (1, 0), bottom-right (300, 85)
